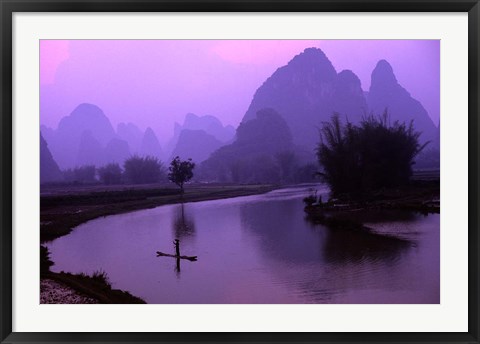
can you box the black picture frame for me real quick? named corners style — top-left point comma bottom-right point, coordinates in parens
top-left (1, 1), bottom-right (479, 343)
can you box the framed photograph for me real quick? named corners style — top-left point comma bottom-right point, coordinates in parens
top-left (1, 1), bottom-right (479, 343)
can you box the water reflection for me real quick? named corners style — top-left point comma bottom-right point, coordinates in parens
top-left (321, 226), bottom-right (411, 264)
top-left (236, 195), bottom-right (434, 303)
top-left (175, 257), bottom-right (181, 276)
top-left (47, 186), bottom-right (439, 304)
top-left (172, 203), bottom-right (196, 240)
top-left (331, 209), bottom-right (418, 224)
top-left (240, 200), bottom-right (322, 264)
top-left (239, 200), bottom-right (412, 265)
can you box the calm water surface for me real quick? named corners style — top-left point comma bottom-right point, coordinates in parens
top-left (47, 185), bottom-right (439, 304)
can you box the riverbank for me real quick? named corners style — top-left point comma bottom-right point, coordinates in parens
top-left (40, 272), bottom-right (146, 304)
top-left (40, 183), bottom-right (276, 304)
top-left (41, 278), bottom-right (99, 304)
top-left (305, 180), bottom-right (439, 230)
top-left (41, 183), bottom-right (276, 242)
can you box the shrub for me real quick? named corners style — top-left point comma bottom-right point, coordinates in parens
top-left (317, 112), bottom-right (427, 196)
top-left (303, 195), bottom-right (317, 207)
top-left (91, 270), bottom-right (111, 288)
top-left (124, 155), bottom-right (166, 184)
top-left (98, 163), bottom-right (122, 185)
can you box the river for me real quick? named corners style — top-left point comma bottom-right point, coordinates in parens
top-left (46, 185), bottom-right (440, 304)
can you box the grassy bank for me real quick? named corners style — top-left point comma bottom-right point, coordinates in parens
top-left (41, 183), bottom-right (276, 242)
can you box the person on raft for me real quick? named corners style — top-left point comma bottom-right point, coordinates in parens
top-left (173, 239), bottom-right (180, 256)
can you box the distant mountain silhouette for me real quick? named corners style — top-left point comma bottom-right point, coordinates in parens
top-left (104, 138), bottom-right (131, 165)
top-left (332, 70), bottom-right (368, 122)
top-left (241, 47), bottom-right (438, 160)
top-left (180, 113), bottom-right (235, 142)
top-left (40, 125), bottom-right (55, 144)
top-left (166, 113), bottom-right (235, 156)
top-left (140, 127), bottom-right (163, 160)
top-left (242, 48), bottom-right (345, 152)
top-left (170, 129), bottom-right (223, 163)
top-left (117, 122), bottom-right (143, 154)
top-left (235, 108), bottom-right (293, 150)
top-left (76, 130), bottom-right (104, 167)
top-left (43, 103), bottom-right (117, 169)
top-left (41, 49), bottom-right (439, 179)
top-left (200, 108), bottom-right (294, 182)
top-left (367, 60), bottom-right (439, 147)
top-left (57, 103), bottom-right (116, 146)
top-left (40, 133), bottom-right (62, 184)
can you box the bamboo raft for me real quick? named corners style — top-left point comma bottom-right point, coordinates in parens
top-left (156, 251), bottom-right (197, 261)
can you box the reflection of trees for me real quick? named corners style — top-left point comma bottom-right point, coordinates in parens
top-left (172, 203), bottom-right (196, 240)
top-left (240, 200), bottom-right (323, 264)
top-left (238, 197), bottom-right (420, 303)
top-left (335, 209), bottom-right (418, 224)
top-left (240, 200), bottom-right (412, 265)
top-left (320, 227), bottom-right (411, 264)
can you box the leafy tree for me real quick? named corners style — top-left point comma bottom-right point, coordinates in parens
top-left (168, 156), bottom-right (195, 193)
top-left (98, 163), bottom-right (122, 185)
top-left (124, 155), bottom-right (166, 184)
top-left (317, 112), bottom-right (427, 196)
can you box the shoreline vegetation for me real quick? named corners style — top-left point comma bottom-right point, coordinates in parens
top-left (308, 113), bottom-right (439, 236)
top-left (304, 178), bottom-right (439, 234)
top-left (40, 183), bottom-right (277, 304)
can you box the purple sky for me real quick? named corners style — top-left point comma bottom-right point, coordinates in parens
top-left (40, 40), bottom-right (439, 144)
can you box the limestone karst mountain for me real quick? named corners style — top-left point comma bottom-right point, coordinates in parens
top-left (367, 59), bottom-right (439, 147)
top-left (117, 122), bottom-right (143, 154)
top-left (241, 48), bottom-right (438, 156)
top-left (166, 113), bottom-right (235, 156)
top-left (178, 113), bottom-right (235, 142)
top-left (169, 129), bottom-right (223, 164)
top-left (40, 133), bottom-right (63, 184)
top-left (104, 138), bottom-right (131, 165)
top-left (241, 48), bottom-right (367, 153)
top-left (76, 130), bottom-right (104, 167)
top-left (140, 127), bottom-right (163, 160)
top-left (332, 70), bottom-right (368, 123)
top-left (56, 103), bottom-right (115, 147)
top-left (41, 48), bottom-right (439, 180)
top-left (200, 47), bottom-right (440, 182)
top-left (42, 103), bottom-right (117, 169)
top-left (200, 108), bottom-right (294, 183)
top-left (42, 104), bottom-right (166, 171)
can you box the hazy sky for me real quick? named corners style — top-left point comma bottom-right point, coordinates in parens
top-left (40, 40), bottom-right (439, 144)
